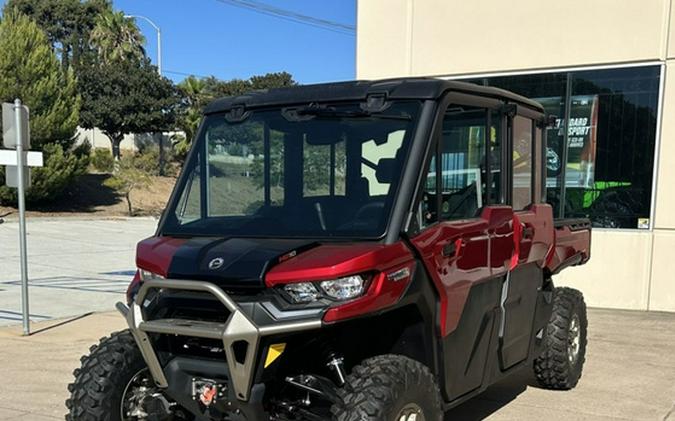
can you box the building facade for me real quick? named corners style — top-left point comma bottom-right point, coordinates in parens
top-left (356, 0), bottom-right (675, 312)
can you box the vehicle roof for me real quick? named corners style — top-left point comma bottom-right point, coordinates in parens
top-left (204, 77), bottom-right (545, 115)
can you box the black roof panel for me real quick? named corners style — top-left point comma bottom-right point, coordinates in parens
top-left (203, 77), bottom-right (544, 114)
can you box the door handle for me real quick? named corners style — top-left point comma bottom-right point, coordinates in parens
top-left (441, 239), bottom-right (461, 257)
top-left (442, 242), bottom-right (456, 257)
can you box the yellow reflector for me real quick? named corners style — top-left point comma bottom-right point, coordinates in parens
top-left (264, 343), bottom-right (286, 368)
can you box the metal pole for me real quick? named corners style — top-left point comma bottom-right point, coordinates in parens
top-left (124, 15), bottom-right (164, 172)
top-left (124, 15), bottom-right (162, 76)
top-left (156, 28), bottom-right (163, 174)
top-left (14, 98), bottom-right (29, 336)
top-left (157, 28), bottom-right (162, 76)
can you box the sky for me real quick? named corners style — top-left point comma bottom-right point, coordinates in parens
top-left (112, 0), bottom-right (357, 84)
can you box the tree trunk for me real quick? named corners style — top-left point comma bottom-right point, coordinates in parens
top-left (125, 192), bottom-right (133, 216)
top-left (111, 139), bottom-right (122, 160)
top-left (103, 131), bottom-right (125, 161)
top-left (157, 132), bottom-right (165, 176)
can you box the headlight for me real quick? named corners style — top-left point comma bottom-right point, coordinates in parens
top-left (281, 275), bottom-right (368, 303)
top-left (139, 269), bottom-right (165, 281)
top-left (283, 282), bottom-right (320, 303)
top-left (320, 275), bottom-right (366, 300)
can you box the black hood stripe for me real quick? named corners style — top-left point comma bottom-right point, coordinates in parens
top-left (166, 237), bottom-right (318, 289)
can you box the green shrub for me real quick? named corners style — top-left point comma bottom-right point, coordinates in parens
top-left (90, 148), bottom-right (114, 173)
top-left (135, 147), bottom-right (160, 176)
top-left (0, 143), bottom-right (88, 205)
top-left (73, 139), bottom-right (91, 169)
top-left (103, 154), bottom-right (151, 216)
top-left (171, 133), bottom-right (190, 162)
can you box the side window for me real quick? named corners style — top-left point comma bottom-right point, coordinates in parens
top-left (418, 155), bottom-right (437, 228)
top-left (418, 105), bottom-right (496, 230)
top-left (512, 116), bottom-right (534, 210)
top-left (439, 106), bottom-right (487, 220)
top-left (175, 153), bottom-right (202, 224)
top-left (488, 109), bottom-right (503, 204)
top-left (534, 125), bottom-right (544, 202)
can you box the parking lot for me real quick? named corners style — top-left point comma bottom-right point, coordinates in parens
top-left (0, 217), bottom-right (157, 325)
top-left (0, 308), bottom-right (673, 420)
top-left (0, 218), bottom-right (674, 420)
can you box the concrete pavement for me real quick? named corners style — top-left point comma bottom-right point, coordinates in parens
top-left (0, 308), bottom-right (673, 420)
top-left (0, 217), bottom-right (158, 326)
top-left (1, 217), bottom-right (674, 419)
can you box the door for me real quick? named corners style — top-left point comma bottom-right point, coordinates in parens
top-left (410, 98), bottom-right (514, 400)
top-left (498, 114), bottom-right (552, 370)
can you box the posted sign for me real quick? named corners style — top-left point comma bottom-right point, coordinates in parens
top-left (536, 95), bottom-right (599, 189)
top-left (2, 102), bottom-right (30, 149)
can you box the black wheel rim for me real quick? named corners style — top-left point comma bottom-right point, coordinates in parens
top-left (396, 403), bottom-right (425, 421)
top-left (568, 313), bottom-right (581, 365)
top-left (120, 368), bottom-right (168, 420)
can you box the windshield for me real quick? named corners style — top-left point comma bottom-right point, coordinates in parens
top-left (161, 101), bottom-right (422, 239)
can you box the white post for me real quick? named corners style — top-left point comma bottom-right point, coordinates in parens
top-left (157, 28), bottom-right (162, 76)
top-left (14, 98), bottom-right (29, 336)
top-left (124, 15), bottom-right (162, 76)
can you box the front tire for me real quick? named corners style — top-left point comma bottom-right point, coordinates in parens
top-left (533, 287), bottom-right (588, 390)
top-left (66, 330), bottom-right (179, 421)
top-left (332, 354), bottom-right (442, 421)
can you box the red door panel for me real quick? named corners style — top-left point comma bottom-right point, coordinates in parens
top-left (514, 203), bottom-right (555, 267)
top-left (411, 205), bottom-right (515, 336)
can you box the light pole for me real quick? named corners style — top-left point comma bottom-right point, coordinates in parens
top-left (124, 14), bottom-right (161, 76)
top-left (124, 14), bottom-right (165, 174)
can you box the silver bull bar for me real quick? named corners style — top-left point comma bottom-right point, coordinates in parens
top-left (116, 279), bottom-right (322, 401)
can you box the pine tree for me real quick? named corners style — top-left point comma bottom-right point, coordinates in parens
top-left (0, 10), bottom-right (80, 150)
top-left (0, 11), bottom-right (84, 204)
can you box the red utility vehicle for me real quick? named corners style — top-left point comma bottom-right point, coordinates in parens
top-left (67, 79), bottom-right (591, 421)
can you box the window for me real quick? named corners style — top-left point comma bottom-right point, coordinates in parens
top-left (418, 105), bottom-right (494, 228)
top-left (303, 137), bottom-right (346, 197)
top-left (440, 107), bottom-right (487, 220)
top-left (512, 116), bottom-right (533, 210)
top-left (205, 121), bottom-right (285, 217)
top-left (174, 154), bottom-right (202, 224)
top-left (164, 101), bottom-right (422, 238)
top-left (488, 109), bottom-right (503, 204)
top-left (473, 65), bottom-right (660, 229)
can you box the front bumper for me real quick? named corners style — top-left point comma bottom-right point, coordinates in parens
top-left (116, 279), bottom-right (322, 403)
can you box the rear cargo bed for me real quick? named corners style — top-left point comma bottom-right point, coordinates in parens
top-left (547, 218), bottom-right (591, 275)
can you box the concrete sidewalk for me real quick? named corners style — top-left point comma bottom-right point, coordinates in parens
top-left (0, 217), bottom-right (158, 326)
top-left (0, 308), bottom-right (673, 420)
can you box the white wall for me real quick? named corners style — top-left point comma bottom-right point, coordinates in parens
top-left (356, 0), bottom-right (675, 311)
top-left (357, 0), bottom-right (671, 79)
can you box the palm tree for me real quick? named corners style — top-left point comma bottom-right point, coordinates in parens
top-left (90, 11), bottom-right (145, 63)
top-left (178, 76), bottom-right (210, 141)
top-left (179, 76), bottom-right (210, 107)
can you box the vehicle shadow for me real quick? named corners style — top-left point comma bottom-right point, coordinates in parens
top-left (444, 367), bottom-right (536, 420)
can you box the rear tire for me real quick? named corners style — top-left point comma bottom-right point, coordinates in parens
top-left (331, 354), bottom-right (442, 421)
top-left (533, 287), bottom-right (588, 390)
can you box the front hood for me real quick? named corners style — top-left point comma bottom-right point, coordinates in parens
top-left (136, 236), bottom-right (317, 290)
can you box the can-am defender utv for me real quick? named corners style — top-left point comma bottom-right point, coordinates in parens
top-left (66, 78), bottom-right (591, 421)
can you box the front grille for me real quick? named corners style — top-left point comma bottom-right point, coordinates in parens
top-left (147, 290), bottom-right (232, 323)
